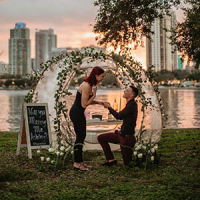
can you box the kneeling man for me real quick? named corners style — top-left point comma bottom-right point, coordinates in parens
top-left (98, 86), bottom-right (138, 166)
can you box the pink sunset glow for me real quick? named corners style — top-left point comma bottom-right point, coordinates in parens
top-left (0, 0), bottom-right (184, 68)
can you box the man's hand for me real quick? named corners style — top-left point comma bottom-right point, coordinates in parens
top-left (103, 102), bottom-right (111, 108)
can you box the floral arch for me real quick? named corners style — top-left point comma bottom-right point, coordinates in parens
top-left (25, 48), bottom-right (163, 151)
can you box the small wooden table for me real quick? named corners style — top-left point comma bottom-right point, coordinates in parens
top-left (86, 119), bottom-right (122, 126)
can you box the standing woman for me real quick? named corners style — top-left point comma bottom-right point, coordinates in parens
top-left (69, 66), bottom-right (105, 171)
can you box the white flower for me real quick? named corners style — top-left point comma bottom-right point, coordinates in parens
top-left (142, 146), bottom-right (146, 150)
top-left (37, 150), bottom-right (41, 154)
top-left (151, 148), bottom-right (155, 154)
top-left (71, 151), bottom-right (74, 154)
top-left (56, 151), bottom-right (60, 156)
top-left (138, 153), bottom-right (143, 158)
top-left (60, 146), bottom-right (65, 151)
top-left (48, 148), bottom-right (55, 153)
top-left (46, 157), bottom-right (50, 162)
top-left (133, 151), bottom-right (137, 156)
top-left (135, 145), bottom-right (141, 151)
top-left (65, 147), bottom-right (70, 152)
top-left (151, 156), bottom-right (154, 161)
top-left (51, 160), bottom-right (55, 164)
top-left (60, 152), bottom-right (64, 156)
top-left (61, 140), bottom-right (65, 145)
top-left (40, 157), bottom-right (44, 162)
top-left (154, 145), bottom-right (158, 150)
top-left (135, 142), bottom-right (139, 147)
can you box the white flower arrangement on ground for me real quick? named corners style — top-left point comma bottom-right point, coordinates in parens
top-left (133, 139), bottom-right (159, 169)
top-left (36, 140), bottom-right (74, 172)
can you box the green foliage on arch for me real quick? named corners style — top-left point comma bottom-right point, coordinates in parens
top-left (24, 48), bottom-right (164, 165)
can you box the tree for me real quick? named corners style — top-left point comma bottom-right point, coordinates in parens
top-left (4, 79), bottom-right (12, 88)
top-left (187, 72), bottom-right (200, 81)
top-left (101, 73), bottom-right (119, 86)
top-left (15, 79), bottom-right (25, 88)
top-left (154, 70), bottom-right (175, 83)
top-left (172, 70), bottom-right (190, 80)
top-left (94, 0), bottom-right (180, 50)
top-left (170, 0), bottom-right (200, 69)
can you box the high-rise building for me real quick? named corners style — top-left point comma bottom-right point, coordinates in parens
top-left (178, 55), bottom-right (183, 70)
top-left (0, 61), bottom-right (9, 75)
top-left (9, 22), bottom-right (31, 77)
top-left (146, 11), bottom-right (177, 71)
top-left (35, 29), bottom-right (57, 70)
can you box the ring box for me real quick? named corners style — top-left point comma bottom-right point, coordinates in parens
top-left (92, 114), bottom-right (102, 121)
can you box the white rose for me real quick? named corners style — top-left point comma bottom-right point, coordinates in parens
top-left (133, 151), bottom-right (137, 156)
top-left (46, 157), bottom-right (50, 162)
top-left (48, 148), bottom-right (54, 153)
top-left (151, 148), bottom-right (155, 154)
top-left (56, 151), bottom-right (60, 156)
top-left (51, 160), bottom-right (55, 164)
top-left (37, 150), bottom-right (41, 154)
top-left (71, 151), bottom-right (74, 154)
top-left (154, 145), bottom-right (158, 150)
top-left (60, 146), bottom-right (65, 151)
top-left (142, 146), bottom-right (146, 150)
top-left (61, 140), bottom-right (64, 145)
top-left (136, 146), bottom-right (141, 150)
top-left (60, 152), bottom-right (64, 156)
top-left (40, 157), bottom-right (44, 162)
top-left (151, 156), bottom-right (154, 161)
top-left (65, 146), bottom-right (70, 152)
top-left (138, 153), bottom-right (143, 158)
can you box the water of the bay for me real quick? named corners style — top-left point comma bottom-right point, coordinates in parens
top-left (0, 88), bottom-right (199, 132)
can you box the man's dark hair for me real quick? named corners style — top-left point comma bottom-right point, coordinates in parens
top-left (130, 86), bottom-right (139, 98)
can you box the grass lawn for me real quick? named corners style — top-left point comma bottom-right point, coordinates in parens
top-left (0, 129), bottom-right (200, 200)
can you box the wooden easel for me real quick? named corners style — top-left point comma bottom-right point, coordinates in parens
top-left (16, 103), bottom-right (51, 159)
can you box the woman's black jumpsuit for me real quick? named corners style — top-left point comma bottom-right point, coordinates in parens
top-left (69, 91), bottom-right (92, 163)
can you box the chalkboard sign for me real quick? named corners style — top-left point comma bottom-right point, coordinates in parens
top-left (17, 103), bottom-right (52, 159)
top-left (26, 105), bottom-right (50, 146)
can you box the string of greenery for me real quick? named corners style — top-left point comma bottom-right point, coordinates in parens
top-left (24, 48), bottom-right (164, 156)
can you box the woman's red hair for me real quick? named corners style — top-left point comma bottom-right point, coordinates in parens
top-left (84, 66), bottom-right (105, 86)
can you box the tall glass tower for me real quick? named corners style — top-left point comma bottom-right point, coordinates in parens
top-left (9, 22), bottom-right (31, 77)
top-left (35, 29), bottom-right (57, 70)
top-left (146, 11), bottom-right (177, 71)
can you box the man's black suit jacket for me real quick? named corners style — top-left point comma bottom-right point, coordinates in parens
top-left (108, 98), bottom-right (138, 135)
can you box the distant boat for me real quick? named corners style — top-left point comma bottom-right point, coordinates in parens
top-left (181, 81), bottom-right (193, 87)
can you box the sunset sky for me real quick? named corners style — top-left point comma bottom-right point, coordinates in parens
top-left (0, 0), bottom-right (184, 67)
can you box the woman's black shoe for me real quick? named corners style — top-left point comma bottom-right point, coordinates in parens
top-left (102, 160), bottom-right (117, 166)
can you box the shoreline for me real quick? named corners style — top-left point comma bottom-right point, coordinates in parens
top-left (1, 127), bottom-right (199, 133)
top-left (0, 86), bottom-right (200, 91)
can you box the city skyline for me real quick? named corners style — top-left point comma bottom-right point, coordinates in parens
top-left (0, 0), bottom-right (184, 67)
top-left (9, 22), bottom-right (31, 76)
top-left (146, 11), bottom-right (178, 71)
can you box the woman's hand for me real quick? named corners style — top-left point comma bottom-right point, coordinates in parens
top-left (92, 86), bottom-right (97, 97)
